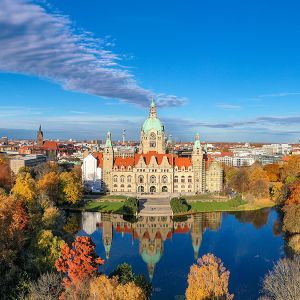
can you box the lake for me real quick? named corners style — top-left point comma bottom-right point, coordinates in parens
top-left (76, 208), bottom-right (284, 300)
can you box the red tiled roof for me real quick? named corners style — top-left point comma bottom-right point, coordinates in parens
top-left (42, 141), bottom-right (58, 150)
top-left (114, 157), bottom-right (135, 170)
top-left (174, 157), bottom-right (192, 169)
top-left (96, 152), bottom-right (103, 168)
top-left (134, 151), bottom-right (174, 166)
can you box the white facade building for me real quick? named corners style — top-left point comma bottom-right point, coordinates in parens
top-left (82, 153), bottom-right (102, 193)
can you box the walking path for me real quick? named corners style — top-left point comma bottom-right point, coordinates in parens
top-left (138, 197), bottom-right (173, 216)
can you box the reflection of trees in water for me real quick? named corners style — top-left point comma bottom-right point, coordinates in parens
top-left (231, 208), bottom-right (270, 229)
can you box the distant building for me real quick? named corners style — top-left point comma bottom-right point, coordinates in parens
top-left (9, 154), bottom-right (47, 174)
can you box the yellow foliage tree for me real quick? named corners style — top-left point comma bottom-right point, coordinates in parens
top-left (186, 253), bottom-right (233, 300)
top-left (88, 275), bottom-right (146, 300)
top-left (37, 229), bottom-right (66, 268)
top-left (60, 171), bottom-right (83, 204)
top-left (37, 171), bottom-right (60, 203)
top-left (12, 172), bottom-right (36, 202)
top-left (281, 155), bottom-right (300, 181)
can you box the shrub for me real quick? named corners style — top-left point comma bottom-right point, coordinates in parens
top-left (123, 197), bottom-right (139, 215)
top-left (170, 197), bottom-right (191, 214)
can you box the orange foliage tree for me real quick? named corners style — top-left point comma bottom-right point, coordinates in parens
top-left (0, 158), bottom-right (13, 190)
top-left (281, 155), bottom-right (300, 181)
top-left (55, 236), bottom-right (104, 287)
top-left (286, 179), bottom-right (300, 205)
top-left (0, 194), bottom-right (29, 262)
top-left (186, 253), bottom-right (233, 300)
top-left (264, 164), bottom-right (280, 182)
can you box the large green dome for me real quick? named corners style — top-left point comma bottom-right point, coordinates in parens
top-left (142, 117), bottom-right (164, 133)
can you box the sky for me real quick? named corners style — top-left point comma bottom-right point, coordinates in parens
top-left (1, 0), bottom-right (300, 142)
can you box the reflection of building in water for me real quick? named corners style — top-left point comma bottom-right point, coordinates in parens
top-left (81, 212), bottom-right (102, 235)
top-left (102, 214), bottom-right (113, 259)
top-left (135, 215), bottom-right (173, 280)
top-left (86, 212), bottom-right (222, 279)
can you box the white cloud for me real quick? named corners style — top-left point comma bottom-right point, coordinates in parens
top-left (0, 0), bottom-right (186, 107)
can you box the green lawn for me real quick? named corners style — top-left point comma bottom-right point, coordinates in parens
top-left (188, 198), bottom-right (276, 213)
top-left (83, 200), bottom-right (126, 213)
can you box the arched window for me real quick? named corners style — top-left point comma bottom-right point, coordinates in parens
top-left (150, 175), bottom-right (156, 184)
top-left (120, 184), bottom-right (124, 188)
top-left (188, 176), bottom-right (192, 183)
top-left (181, 176), bottom-right (185, 183)
top-left (149, 132), bottom-right (156, 148)
top-left (138, 175), bottom-right (144, 184)
top-left (162, 175), bottom-right (168, 184)
top-left (120, 176), bottom-right (125, 183)
top-left (174, 176), bottom-right (178, 183)
top-left (113, 184), bottom-right (117, 188)
top-left (113, 175), bottom-right (118, 183)
top-left (127, 175), bottom-right (132, 183)
top-left (150, 186), bottom-right (156, 193)
top-left (162, 186), bottom-right (168, 192)
top-left (138, 186), bottom-right (144, 193)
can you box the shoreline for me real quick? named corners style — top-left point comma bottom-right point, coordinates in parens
top-left (65, 198), bottom-right (276, 215)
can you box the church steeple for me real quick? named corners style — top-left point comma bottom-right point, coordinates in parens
top-left (149, 96), bottom-right (157, 118)
top-left (36, 124), bottom-right (44, 147)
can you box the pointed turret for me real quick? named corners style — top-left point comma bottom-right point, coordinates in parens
top-left (149, 96), bottom-right (157, 118)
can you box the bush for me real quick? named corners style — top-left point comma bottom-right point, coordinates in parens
top-left (170, 197), bottom-right (191, 214)
top-left (123, 197), bottom-right (139, 215)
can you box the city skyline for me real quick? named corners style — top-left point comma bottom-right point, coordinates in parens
top-left (1, 0), bottom-right (300, 142)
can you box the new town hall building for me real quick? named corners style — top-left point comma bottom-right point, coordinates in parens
top-left (82, 99), bottom-right (223, 195)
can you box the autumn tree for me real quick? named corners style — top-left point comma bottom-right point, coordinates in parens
top-left (0, 158), bottom-right (13, 191)
top-left (28, 272), bottom-right (63, 300)
top-left (36, 230), bottom-right (66, 271)
top-left (262, 256), bottom-right (300, 300)
top-left (285, 179), bottom-right (300, 205)
top-left (12, 172), bottom-right (37, 202)
top-left (37, 171), bottom-right (60, 204)
top-left (60, 171), bottom-right (83, 204)
top-left (281, 155), bottom-right (300, 181)
top-left (282, 204), bottom-right (300, 234)
top-left (88, 275), bottom-right (146, 300)
top-left (0, 195), bottom-right (29, 296)
top-left (55, 236), bottom-right (104, 287)
top-left (263, 164), bottom-right (280, 182)
top-left (231, 168), bottom-right (249, 196)
top-left (186, 253), bottom-right (233, 300)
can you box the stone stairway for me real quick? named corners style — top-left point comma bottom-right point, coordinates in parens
top-left (138, 197), bottom-right (173, 216)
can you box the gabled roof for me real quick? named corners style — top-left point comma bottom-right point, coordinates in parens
top-left (174, 157), bottom-right (192, 169)
top-left (42, 141), bottom-right (58, 150)
top-left (114, 157), bottom-right (135, 170)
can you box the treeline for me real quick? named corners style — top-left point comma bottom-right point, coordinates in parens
top-left (0, 159), bottom-right (152, 299)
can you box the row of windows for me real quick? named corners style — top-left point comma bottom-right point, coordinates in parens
top-left (113, 166), bottom-right (194, 172)
top-left (174, 176), bottom-right (193, 183)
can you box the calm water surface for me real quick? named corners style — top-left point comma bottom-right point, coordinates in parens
top-left (76, 209), bottom-right (284, 300)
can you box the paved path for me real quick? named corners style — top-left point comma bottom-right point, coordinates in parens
top-left (138, 197), bottom-right (173, 216)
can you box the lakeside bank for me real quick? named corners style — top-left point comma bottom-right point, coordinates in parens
top-left (65, 195), bottom-right (276, 215)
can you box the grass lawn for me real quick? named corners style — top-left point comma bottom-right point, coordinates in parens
top-left (188, 198), bottom-right (276, 214)
top-left (83, 200), bottom-right (126, 213)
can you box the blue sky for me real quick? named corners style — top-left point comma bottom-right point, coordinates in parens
top-left (1, 0), bottom-right (300, 142)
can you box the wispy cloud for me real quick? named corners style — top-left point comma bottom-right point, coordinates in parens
top-left (0, 0), bottom-right (186, 107)
top-left (259, 92), bottom-right (300, 98)
top-left (216, 103), bottom-right (241, 110)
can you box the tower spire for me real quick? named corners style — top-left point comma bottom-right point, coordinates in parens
top-left (149, 97), bottom-right (157, 118)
